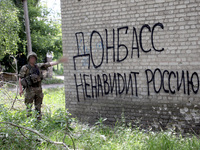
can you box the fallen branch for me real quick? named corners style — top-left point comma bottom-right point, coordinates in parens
top-left (0, 122), bottom-right (70, 150)
top-left (65, 127), bottom-right (76, 150)
top-left (17, 127), bottom-right (30, 140)
top-left (65, 118), bottom-right (76, 150)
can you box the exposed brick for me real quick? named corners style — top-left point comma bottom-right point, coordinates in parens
top-left (61, 0), bottom-right (200, 133)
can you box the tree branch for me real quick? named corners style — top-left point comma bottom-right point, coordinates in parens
top-left (0, 122), bottom-right (70, 150)
top-left (66, 127), bottom-right (76, 150)
top-left (17, 127), bottom-right (30, 140)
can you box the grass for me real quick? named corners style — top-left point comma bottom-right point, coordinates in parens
top-left (43, 88), bottom-right (65, 112)
top-left (42, 77), bottom-right (64, 85)
top-left (0, 87), bottom-right (200, 150)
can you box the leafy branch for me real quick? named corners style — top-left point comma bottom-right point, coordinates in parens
top-left (0, 122), bottom-right (71, 150)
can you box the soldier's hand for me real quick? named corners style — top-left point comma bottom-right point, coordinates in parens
top-left (58, 56), bottom-right (68, 63)
top-left (19, 89), bottom-right (23, 97)
top-left (50, 56), bottom-right (68, 66)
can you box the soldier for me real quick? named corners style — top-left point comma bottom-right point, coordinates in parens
top-left (19, 52), bottom-right (67, 120)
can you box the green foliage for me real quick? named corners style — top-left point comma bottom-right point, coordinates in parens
top-left (1, 0), bottom-right (62, 66)
top-left (0, 0), bottom-right (63, 75)
top-left (0, 88), bottom-right (73, 149)
top-left (73, 120), bottom-right (200, 150)
top-left (18, 0), bottom-right (62, 62)
top-left (0, 105), bottom-right (73, 150)
top-left (29, 7), bottom-right (61, 61)
top-left (0, 0), bottom-right (20, 60)
top-left (42, 77), bottom-right (64, 85)
top-left (1, 88), bottom-right (200, 150)
top-left (43, 88), bottom-right (65, 112)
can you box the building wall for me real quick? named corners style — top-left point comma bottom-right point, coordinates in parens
top-left (61, 0), bottom-right (200, 133)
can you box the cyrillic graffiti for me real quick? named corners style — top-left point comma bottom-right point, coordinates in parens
top-left (73, 22), bottom-right (199, 101)
top-left (74, 72), bottom-right (139, 101)
top-left (73, 22), bottom-right (165, 69)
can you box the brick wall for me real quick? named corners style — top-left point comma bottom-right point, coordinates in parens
top-left (61, 0), bottom-right (200, 133)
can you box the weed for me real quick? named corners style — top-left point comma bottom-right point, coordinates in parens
top-left (0, 88), bottom-right (200, 150)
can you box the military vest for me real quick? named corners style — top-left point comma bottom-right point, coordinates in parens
top-left (22, 64), bottom-right (43, 88)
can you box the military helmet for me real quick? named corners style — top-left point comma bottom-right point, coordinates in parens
top-left (27, 52), bottom-right (37, 61)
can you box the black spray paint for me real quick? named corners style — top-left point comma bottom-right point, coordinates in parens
top-left (73, 22), bottom-right (199, 101)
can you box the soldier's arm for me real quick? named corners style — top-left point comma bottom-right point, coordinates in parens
top-left (38, 56), bottom-right (68, 70)
top-left (19, 78), bottom-right (23, 96)
top-left (49, 56), bottom-right (68, 66)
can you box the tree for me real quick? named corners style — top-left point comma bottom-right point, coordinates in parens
top-left (23, 0), bottom-right (33, 54)
top-left (0, 0), bottom-right (20, 61)
top-left (13, 0), bottom-right (62, 62)
top-left (13, 0), bottom-right (40, 54)
top-left (0, 0), bottom-right (63, 72)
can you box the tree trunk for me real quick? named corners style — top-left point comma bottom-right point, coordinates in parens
top-left (23, 0), bottom-right (32, 54)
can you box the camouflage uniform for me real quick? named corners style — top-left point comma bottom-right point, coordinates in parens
top-left (19, 52), bottom-right (51, 120)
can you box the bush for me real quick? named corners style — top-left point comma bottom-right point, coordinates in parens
top-left (0, 105), bottom-right (73, 150)
top-left (1, 88), bottom-right (200, 150)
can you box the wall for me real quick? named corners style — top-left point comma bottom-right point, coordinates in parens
top-left (61, 0), bottom-right (200, 133)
